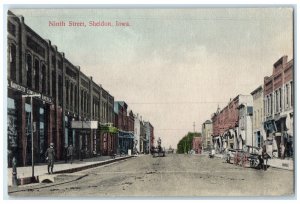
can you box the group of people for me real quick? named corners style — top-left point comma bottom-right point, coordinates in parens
top-left (45, 143), bottom-right (74, 175)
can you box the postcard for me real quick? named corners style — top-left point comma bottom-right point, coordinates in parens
top-left (5, 7), bottom-right (294, 198)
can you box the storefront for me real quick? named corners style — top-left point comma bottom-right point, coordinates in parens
top-left (118, 130), bottom-right (134, 155)
top-left (8, 80), bottom-right (53, 167)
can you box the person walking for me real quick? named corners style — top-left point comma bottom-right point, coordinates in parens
top-left (45, 143), bottom-right (55, 174)
top-left (258, 146), bottom-right (264, 170)
top-left (262, 143), bottom-right (269, 171)
top-left (67, 144), bottom-right (74, 164)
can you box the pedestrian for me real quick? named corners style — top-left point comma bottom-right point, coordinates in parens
top-left (262, 143), bottom-right (269, 171)
top-left (67, 144), bottom-right (74, 164)
top-left (64, 144), bottom-right (68, 163)
top-left (45, 143), bottom-right (55, 174)
top-left (258, 146), bottom-right (263, 170)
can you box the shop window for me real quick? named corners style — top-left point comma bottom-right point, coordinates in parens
top-left (9, 44), bottom-right (17, 81)
top-left (7, 97), bottom-right (18, 167)
top-left (39, 107), bottom-right (46, 162)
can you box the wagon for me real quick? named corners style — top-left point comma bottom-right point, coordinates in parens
top-left (152, 147), bottom-right (165, 157)
top-left (226, 147), bottom-right (261, 168)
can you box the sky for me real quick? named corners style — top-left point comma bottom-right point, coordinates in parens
top-left (10, 8), bottom-right (293, 149)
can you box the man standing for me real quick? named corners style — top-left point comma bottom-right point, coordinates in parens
top-left (67, 144), bottom-right (74, 164)
top-left (45, 143), bottom-right (55, 174)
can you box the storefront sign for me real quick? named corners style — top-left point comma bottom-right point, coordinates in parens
top-left (71, 121), bottom-right (98, 129)
top-left (9, 80), bottom-right (53, 103)
top-left (10, 81), bottom-right (26, 92)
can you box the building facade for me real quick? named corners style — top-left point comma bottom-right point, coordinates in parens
top-left (114, 101), bottom-right (134, 154)
top-left (7, 11), bottom-right (116, 167)
top-left (140, 120), bottom-right (147, 153)
top-left (251, 85), bottom-right (265, 148)
top-left (237, 103), bottom-right (253, 148)
top-left (192, 136), bottom-right (202, 154)
top-left (263, 56), bottom-right (294, 158)
top-left (133, 113), bottom-right (141, 153)
top-left (144, 122), bottom-right (153, 154)
top-left (201, 120), bottom-right (212, 151)
top-left (211, 95), bottom-right (252, 152)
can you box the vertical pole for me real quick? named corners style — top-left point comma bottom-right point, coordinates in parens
top-left (31, 96), bottom-right (34, 178)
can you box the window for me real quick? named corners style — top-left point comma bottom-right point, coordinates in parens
top-left (74, 85), bottom-right (77, 111)
top-left (70, 83), bottom-right (73, 110)
top-left (65, 80), bottom-right (69, 109)
top-left (9, 44), bottom-right (16, 81)
top-left (279, 88), bottom-right (282, 111)
top-left (52, 70), bottom-right (56, 98)
top-left (42, 64), bottom-right (46, 93)
top-left (291, 81), bottom-right (293, 107)
top-left (34, 59), bottom-right (40, 91)
top-left (270, 94), bottom-right (273, 115)
top-left (286, 84), bottom-right (289, 108)
top-left (26, 54), bottom-right (32, 88)
top-left (58, 75), bottom-right (63, 106)
top-left (81, 90), bottom-right (84, 113)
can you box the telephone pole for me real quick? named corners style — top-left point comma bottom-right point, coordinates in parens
top-left (193, 122), bottom-right (195, 134)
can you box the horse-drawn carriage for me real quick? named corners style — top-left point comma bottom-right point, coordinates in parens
top-left (151, 137), bottom-right (165, 157)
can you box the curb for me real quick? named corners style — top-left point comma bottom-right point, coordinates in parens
top-left (11, 156), bottom-right (133, 187)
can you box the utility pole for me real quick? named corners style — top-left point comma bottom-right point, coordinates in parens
top-left (193, 122), bottom-right (195, 134)
top-left (22, 94), bottom-right (41, 179)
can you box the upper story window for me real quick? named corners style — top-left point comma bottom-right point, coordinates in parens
top-left (26, 54), bottom-right (32, 88)
top-left (34, 58), bottom-right (40, 91)
top-left (9, 44), bottom-right (16, 81)
top-left (42, 64), bottom-right (46, 93)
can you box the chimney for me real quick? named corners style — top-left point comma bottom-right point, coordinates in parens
top-left (45, 39), bottom-right (51, 46)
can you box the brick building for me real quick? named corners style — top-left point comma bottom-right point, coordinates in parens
top-left (192, 136), bottom-right (202, 154)
top-left (114, 101), bottom-right (134, 154)
top-left (7, 11), bottom-right (115, 167)
top-left (263, 56), bottom-right (294, 158)
top-left (211, 95), bottom-right (252, 152)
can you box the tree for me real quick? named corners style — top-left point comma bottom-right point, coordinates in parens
top-left (176, 132), bottom-right (200, 154)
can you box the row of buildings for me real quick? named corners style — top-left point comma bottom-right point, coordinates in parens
top-left (199, 55), bottom-right (294, 159)
top-left (7, 11), bottom-right (155, 167)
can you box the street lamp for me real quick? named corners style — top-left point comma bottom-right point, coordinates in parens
top-left (22, 94), bottom-right (41, 179)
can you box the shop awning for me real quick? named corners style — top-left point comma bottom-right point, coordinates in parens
top-left (264, 120), bottom-right (277, 133)
top-left (71, 121), bottom-right (98, 129)
top-left (118, 130), bottom-right (134, 139)
top-left (100, 124), bottom-right (118, 134)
